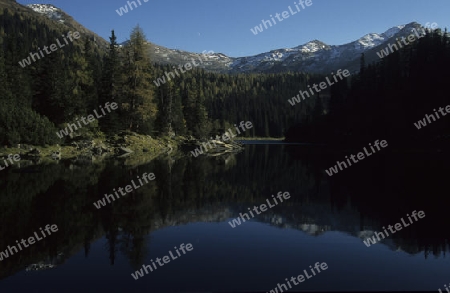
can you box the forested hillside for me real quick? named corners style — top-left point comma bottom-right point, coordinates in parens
top-left (0, 5), bottom-right (328, 145)
top-left (0, 5), bottom-right (104, 145)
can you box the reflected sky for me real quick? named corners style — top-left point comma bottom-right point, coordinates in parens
top-left (2, 219), bottom-right (450, 292)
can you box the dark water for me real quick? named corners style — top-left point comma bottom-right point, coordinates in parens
top-left (1, 143), bottom-right (449, 292)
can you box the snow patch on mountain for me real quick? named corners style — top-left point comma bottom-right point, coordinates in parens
top-left (383, 25), bottom-right (406, 38)
top-left (297, 40), bottom-right (328, 53)
top-left (26, 4), bottom-right (64, 23)
top-left (356, 33), bottom-right (386, 49)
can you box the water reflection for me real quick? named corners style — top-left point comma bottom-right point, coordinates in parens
top-left (0, 144), bottom-right (449, 290)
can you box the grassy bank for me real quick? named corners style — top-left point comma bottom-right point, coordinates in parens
top-left (0, 132), bottom-right (186, 165)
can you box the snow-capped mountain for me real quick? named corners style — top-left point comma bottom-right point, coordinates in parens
top-left (226, 22), bottom-right (424, 74)
top-left (146, 22), bottom-right (426, 74)
top-left (20, 3), bottom-right (429, 75)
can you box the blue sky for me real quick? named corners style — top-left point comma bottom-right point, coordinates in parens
top-left (17, 0), bottom-right (450, 57)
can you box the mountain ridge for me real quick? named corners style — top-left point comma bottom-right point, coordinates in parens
top-left (21, 2), bottom-right (430, 74)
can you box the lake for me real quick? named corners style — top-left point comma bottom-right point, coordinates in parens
top-left (1, 142), bottom-right (449, 292)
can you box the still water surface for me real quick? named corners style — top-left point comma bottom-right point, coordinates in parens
top-left (1, 143), bottom-right (449, 292)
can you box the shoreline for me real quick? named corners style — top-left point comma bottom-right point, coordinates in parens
top-left (234, 137), bottom-right (284, 141)
top-left (0, 132), bottom-right (185, 167)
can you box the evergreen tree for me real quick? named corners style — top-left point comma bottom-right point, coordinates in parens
top-left (121, 26), bottom-right (157, 134)
top-left (99, 30), bottom-right (122, 134)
